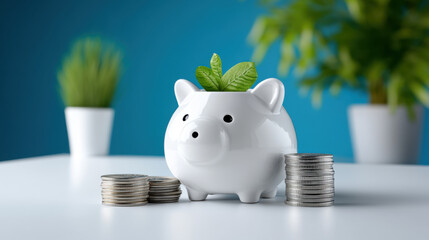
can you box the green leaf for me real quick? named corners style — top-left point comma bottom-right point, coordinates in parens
top-left (210, 53), bottom-right (223, 81)
top-left (278, 33), bottom-right (295, 76)
top-left (247, 17), bottom-right (267, 45)
top-left (387, 74), bottom-right (401, 112)
top-left (195, 66), bottom-right (220, 91)
top-left (410, 81), bottom-right (429, 107)
top-left (248, 17), bottom-right (279, 64)
top-left (329, 79), bottom-right (343, 96)
top-left (222, 62), bottom-right (258, 91)
top-left (251, 43), bottom-right (269, 64)
top-left (311, 85), bottom-right (323, 108)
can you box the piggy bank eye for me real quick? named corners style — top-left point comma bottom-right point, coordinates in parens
top-left (183, 114), bottom-right (189, 121)
top-left (223, 115), bottom-right (233, 123)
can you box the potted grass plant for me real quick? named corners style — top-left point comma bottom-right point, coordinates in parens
top-left (58, 37), bottom-right (122, 156)
top-left (249, 0), bottom-right (429, 164)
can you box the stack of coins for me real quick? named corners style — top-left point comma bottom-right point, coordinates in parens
top-left (148, 176), bottom-right (182, 203)
top-left (101, 174), bottom-right (149, 206)
top-left (284, 153), bottom-right (335, 207)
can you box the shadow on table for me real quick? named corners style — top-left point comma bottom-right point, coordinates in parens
top-left (334, 190), bottom-right (428, 207)
top-left (178, 188), bottom-right (428, 207)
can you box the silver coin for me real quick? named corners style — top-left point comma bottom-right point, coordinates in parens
top-left (287, 188), bottom-right (334, 194)
top-left (286, 164), bottom-right (333, 169)
top-left (286, 167), bottom-right (334, 171)
top-left (101, 174), bottom-right (148, 181)
top-left (101, 187), bottom-right (149, 192)
top-left (286, 182), bottom-right (335, 189)
top-left (149, 199), bottom-right (179, 202)
top-left (286, 192), bottom-right (335, 199)
top-left (102, 198), bottom-right (148, 203)
top-left (149, 186), bottom-right (180, 190)
top-left (148, 195), bottom-right (181, 199)
top-left (101, 182), bottom-right (148, 187)
top-left (149, 190), bottom-right (182, 196)
top-left (102, 197), bottom-right (149, 201)
top-left (149, 196), bottom-right (181, 201)
top-left (102, 181), bottom-right (149, 186)
top-left (150, 185), bottom-right (180, 190)
top-left (287, 175), bottom-right (334, 181)
top-left (102, 195), bottom-right (148, 200)
top-left (102, 201), bottom-right (148, 207)
top-left (286, 166), bottom-right (333, 171)
top-left (149, 187), bottom-right (181, 192)
top-left (286, 179), bottom-right (335, 185)
top-left (101, 178), bottom-right (148, 183)
top-left (285, 200), bottom-right (333, 207)
top-left (101, 189), bottom-right (149, 194)
top-left (284, 153), bottom-right (333, 159)
top-left (286, 173), bottom-right (334, 178)
top-left (286, 170), bottom-right (335, 176)
top-left (101, 185), bottom-right (149, 189)
top-left (102, 190), bottom-right (149, 194)
top-left (148, 199), bottom-right (180, 203)
top-left (286, 163), bottom-right (334, 168)
top-left (149, 184), bottom-right (180, 188)
top-left (102, 193), bottom-right (149, 198)
top-left (102, 177), bottom-right (149, 182)
top-left (285, 156), bottom-right (333, 161)
top-left (285, 161), bottom-right (333, 166)
top-left (149, 194), bottom-right (181, 199)
top-left (102, 183), bottom-right (149, 188)
top-left (102, 200), bottom-right (148, 205)
top-left (101, 187), bottom-right (150, 193)
top-left (101, 192), bottom-right (149, 197)
top-left (286, 196), bottom-right (334, 203)
top-left (150, 187), bottom-right (181, 191)
top-left (149, 176), bottom-right (180, 185)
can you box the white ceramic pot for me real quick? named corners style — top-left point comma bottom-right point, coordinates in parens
top-left (348, 104), bottom-right (424, 164)
top-left (164, 78), bottom-right (297, 203)
top-left (65, 107), bottom-right (114, 156)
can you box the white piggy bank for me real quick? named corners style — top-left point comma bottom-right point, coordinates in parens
top-left (164, 78), bottom-right (297, 203)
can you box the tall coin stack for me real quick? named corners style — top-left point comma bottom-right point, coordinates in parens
top-left (284, 153), bottom-right (335, 207)
top-left (148, 176), bottom-right (182, 203)
top-left (101, 174), bottom-right (149, 206)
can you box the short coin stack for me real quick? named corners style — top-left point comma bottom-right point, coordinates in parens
top-left (148, 176), bottom-right (182, 203)
top-left (285, 153), bottom-right (335, 207)
top-left (101, 174), bottom-right (149, 206)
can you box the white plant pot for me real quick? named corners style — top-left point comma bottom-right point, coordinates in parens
top-left (65, 107), bottom-right (114, 156)
top-left (164, 78), bottom-right (297, 203)
top-left (348, 104), bottom-right (424, 164)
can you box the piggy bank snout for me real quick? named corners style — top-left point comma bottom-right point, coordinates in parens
top-left (178, 119), bottom-right (229, 165)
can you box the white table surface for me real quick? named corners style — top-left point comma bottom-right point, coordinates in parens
top-left (0, 155), bottom-right (428, 240)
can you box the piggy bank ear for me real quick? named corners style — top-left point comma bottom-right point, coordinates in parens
top-left (251, 78), bottom-right (285, 113)
top-left (174, 79), bottom-right (199, 105)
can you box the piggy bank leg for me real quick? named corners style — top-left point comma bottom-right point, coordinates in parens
top-left (237, 191), bottom-right (262, 203)
top-left (186, 187), bottom-right (208, 201)
top-left (261, 188), bottom-right (277, 198)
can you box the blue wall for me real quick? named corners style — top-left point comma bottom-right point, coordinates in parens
top-left (1, 0), bottom-right (428, 164)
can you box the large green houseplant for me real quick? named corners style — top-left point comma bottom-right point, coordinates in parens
top-left (58, 37), bottom-right (122, 156)
top-left (249, 0), bottom-right (429, 163)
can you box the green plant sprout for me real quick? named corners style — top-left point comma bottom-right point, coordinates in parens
top-left (249, 0), bottom-right (429, 116)
top-left (58, 37), bottom-right (122, 107)
top-left (196, 53), bottom-right (258, 91)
